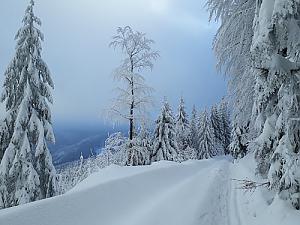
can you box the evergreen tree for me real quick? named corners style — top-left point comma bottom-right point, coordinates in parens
top-left (207, 0), bottom-right (300, 209)
top-left (188, 105), bottom-right (199, 151)
top-left (210, 99), bottom-right (231, 155)
top-left (0, 120), bottom-right (12, 162)
top-left (176, 97), bottom-right (189, 133)
top-left (229, 122), bottom-right (248, 159)
top-left (210, 105), bottom-right (222, 151)
top-left (251, 0), bottom-right (300, 209)
top-left (198, 111), bottom-right (215, 159)
top-left (0, 0), bottom-right (57, 208)
top-left (79, 152), bottom-right (84, 170)
top-left (138, 123), bottom-right (153, 164)
top-left (175, 97), bottom-right (190, 159)
top-left (74, 153), bottom-right (86, 184)
top-left (219, 98), bottom-right (231, 154)
top-left (151, 99), bottom-right (179, 162)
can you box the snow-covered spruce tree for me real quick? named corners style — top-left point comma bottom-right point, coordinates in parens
top-left (137, 122), bottom-right (153, 164)
top-left (198, 110), bottom-right (216, 159)
top-left (126, 138), bottom-right (149, 166)
top-left (188, 105), bottom-right (199, 151)
top-left (109, 26), bottom-right (159, 166)
top-left (206, 0), bottom-right (256, 156)
top-left (210, 105), bottom-right (222, 152)
top-left (210, 100), bottom-right (231, 155)
top-left (229, 121), bottom-right (249, 159)
top-left (219, 98), bottom-right (231, 154)
top-left (0, 120), bottom-right (11, 162)
top-left (0, 0), bottom-right (57, 209)
top-left (76, 153), bottom-right (97, 183)
top-left (175, 97), bottom-right (191, 160)
top-left (250, 0), bottom-right (300, 209)
top-left (75, 152), bottom-right (85, 180)
top-left (151, 99), bottom-right (179, 162)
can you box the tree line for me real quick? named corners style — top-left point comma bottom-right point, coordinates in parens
top-left (125, 96), bottom-right (231, 166)
top-left (57, 97), bottom-right (231, 193)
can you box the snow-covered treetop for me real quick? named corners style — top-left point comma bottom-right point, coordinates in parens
top-left (22, 0), bottom-right (41, 27)
top-left (2, 0), bottom-right (54, 112)
top-left (107, 26), bottom-right (159, 128)
top-left (158, 98), bottom-right (174, 123)
top-left (109, 26), bottom-right (159, 72)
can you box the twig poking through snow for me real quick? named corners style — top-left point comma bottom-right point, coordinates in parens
top-left (232, 179), bottom-right (270, 193)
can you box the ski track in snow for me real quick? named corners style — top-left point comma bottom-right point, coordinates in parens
top-left (0, 159), bottom-right (246, 225)
top-left (228, 166), bottom-right (243, 225)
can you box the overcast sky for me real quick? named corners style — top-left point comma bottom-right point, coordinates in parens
top-left (0, 0), bottom-right (226, 127)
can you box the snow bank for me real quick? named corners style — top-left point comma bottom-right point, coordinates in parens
top-left (0, 157), bottom-right (299, 225)
top-left (231, 154), bottom-right (300, 225)
top-left (68, 160), bottom-right (179, 194)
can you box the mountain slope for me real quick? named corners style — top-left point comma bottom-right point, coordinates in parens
top-left (0, 157), bottom-right (299, 225)
top-left (51, 134), bottom-right (105, 165)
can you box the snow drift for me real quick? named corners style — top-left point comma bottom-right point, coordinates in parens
top-left (0, 157), bottom-right (299, 225)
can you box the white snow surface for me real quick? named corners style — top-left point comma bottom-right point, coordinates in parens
top-left (0, 156), bottom-right (299, 225)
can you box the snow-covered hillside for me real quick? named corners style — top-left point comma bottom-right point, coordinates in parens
top-left (0, 157), bottom-right (299, 225)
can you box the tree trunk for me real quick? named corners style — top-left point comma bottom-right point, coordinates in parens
top-left (129, 108), bottom-right (134, 141)
top-left (129, 59), bottom-right (134, 141)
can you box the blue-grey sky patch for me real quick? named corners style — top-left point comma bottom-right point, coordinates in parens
top-left (0, 0), bottom-right (226, 126)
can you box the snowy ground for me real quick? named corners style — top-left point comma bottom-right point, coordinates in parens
top-left (0, 156), bottom-right (299, 225)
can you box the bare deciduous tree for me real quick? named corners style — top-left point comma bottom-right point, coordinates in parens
top-left (109, 26), bottom-right (159, 141)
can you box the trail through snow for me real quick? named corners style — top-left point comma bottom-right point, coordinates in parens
top-left (0, 157), bottom-right (299, 225)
